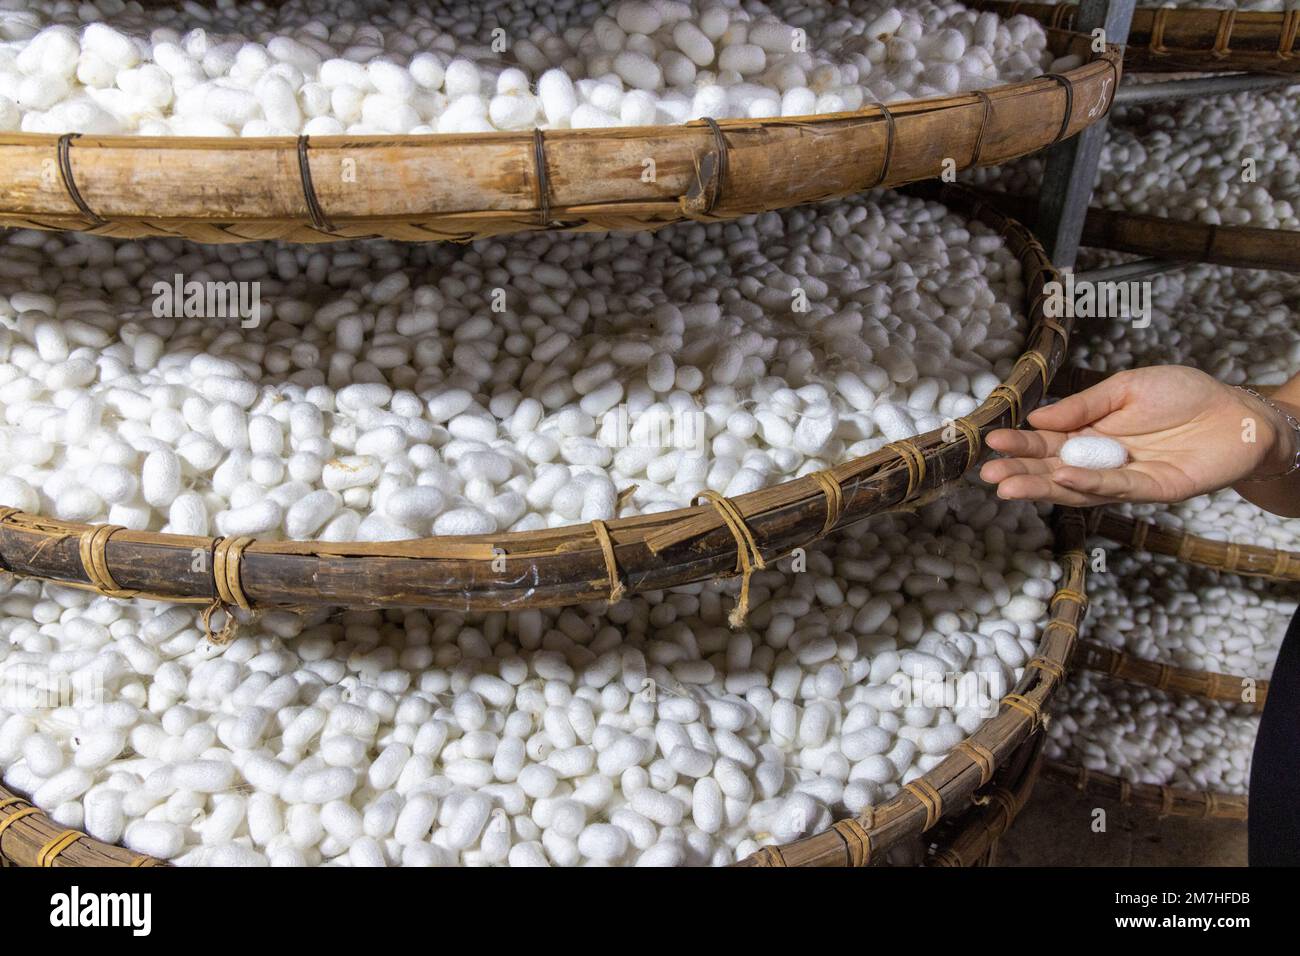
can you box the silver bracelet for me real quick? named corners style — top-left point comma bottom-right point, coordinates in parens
top-left (1237, 386), bottom-right (1300, 482)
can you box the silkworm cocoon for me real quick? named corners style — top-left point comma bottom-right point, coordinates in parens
top-left (443, 59), bottom-right (480, 98)
top-left (576, 822), bottom-right (628, 862)
top-left (126, 820), bottom-right (184, 859)
top-left (1060, 436), bottom-right (1129, 470)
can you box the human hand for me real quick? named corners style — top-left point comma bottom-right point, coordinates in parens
top-left (979, 365), bottom-right (1293, 507)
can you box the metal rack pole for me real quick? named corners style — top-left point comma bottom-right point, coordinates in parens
top-left (1114, 74), bottom-right (1299, 106)
top-left (1035, 0), bottom-right (1137, 269)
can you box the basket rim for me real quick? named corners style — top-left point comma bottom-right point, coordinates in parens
top-left (1088, 506), bottom-right (1300, 584)
top-left (926, 732), bottom-right (1045, 867)
top-left (0, 32), bottom-right (1120, 243)
top-left (1042, 759), bottom-right (1249, 820)
top-left (957, 186), bottom-right (1300, 274)
top-left (974, 1), bottom-right (1300, 73)
top-left (0, 184), bottom-right (1069, 623)
top-left (735, 506), bottom-right (1090, 866)
top-left (0, 786), bottom-right (165, 867)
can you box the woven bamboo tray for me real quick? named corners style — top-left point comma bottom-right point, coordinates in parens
top-left (1088, 508), bottom-right (1300, 583)
top-left (926, 732), bottom-right (1045, 866)
top-left (0, 30), bottom-right (1118, 244)
top-left (961, 187), bottom-right (1300, 273)
top-left (1043, 760), bottom-right (1248, 820)
top-left (1073, 639), bottom-right (1268, 710)
top-left (0, 785), bottom-right (164, 867)
top-left (974, 1), bottom-right (1300, 73)
top-left (0, 185), bottom-right (1070, 630)
top-left (734, 506), bottom-right (1089, 866)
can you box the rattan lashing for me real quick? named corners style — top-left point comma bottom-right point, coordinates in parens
top-left (0, 184), bottom-right (1073, 633)
top-left (0, 32), bottom-right (1118, 244)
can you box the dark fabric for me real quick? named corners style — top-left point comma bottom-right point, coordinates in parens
top-left (1249, 604), bottom-right (1300, 865)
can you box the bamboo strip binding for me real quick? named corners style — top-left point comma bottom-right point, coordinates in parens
top-left (0, 32), bottom-right (1118, 244)
top-left (735, 506), bottom-right (1089, 867)
top-left (0, 184), bottom-right (1072, 622)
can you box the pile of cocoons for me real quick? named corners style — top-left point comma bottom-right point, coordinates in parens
top-left (0, 492), bottom-right (1062, 866)
top-left (0, 189), bottom-right (1027, 540)
top-left (972, 87), bottom-right (1300, 230)
top-left (0, 0), bottom-right (1058, 135)
top-left (1083, 550), bottom-right (1292, 677)
top-left (1046, 673), bottom-right (1258, 795)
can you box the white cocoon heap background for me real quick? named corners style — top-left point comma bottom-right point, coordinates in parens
top-left (0, 0), bottom-right (1059, 136)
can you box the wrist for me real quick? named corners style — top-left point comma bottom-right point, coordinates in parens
top-left (1239, 387), bottom-right (1300, 482)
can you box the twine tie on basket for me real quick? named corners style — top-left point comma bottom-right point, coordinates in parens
top-left (1001, 692), bottom-right (1042, 729)
top-left (297, 135), bottom-right (334, 234)
top-left (590, 519), bottom-right (625, 604)
top-left (943, 415), bottom-right (981, 474)
top-left (37, 830), bottom-right (84, 867)
top-left (694, 490), bottom-right (765, 628)
top-left (904, 778), bottom-right (943, 831)
top-left (1050, 587), bottom-right (1088, 612)
top-left (1130, 519), bottom-right (1149, 551)
top-left (56, 133), bottom-right (106, 227)
top-left (884, 440), bottom-right (926, 500)
top-left (0, 803), bottom-right (39, 841)
top-left (808, 469), bottom-right (845, 537)
top-left (988, 383), bottom-right (1022, 424)
top-left (955, 739), bottom-right (996, 786)
top-left (532, 128), bottom-right (552, 227)
top-left (1281, 11), bottom-right (1299, 59)
top-left (831, 817), bottom-right (872, 867)
top-left (1020, 350), bottom-right (1051, 395)
top-left (968, 90), bottom-right (993, 168)
top-left (1149, 7), bottom-right (1172, 56)
top-left (1026, 656), bottom-right (1066, 682)
top-left (867, 103), bottom-right (897, 189)
top-left (1040, 73), bottom-right (1075, 144)
top-left (78, 524), bottom-right (135, 599)
top-left (1212, 10), bottom-right (1237, 60)
top-left (202, 535), bottom-right (254, 645)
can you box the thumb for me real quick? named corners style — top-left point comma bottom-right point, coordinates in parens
top-left (1029, 372), bottom-right (1131, 433)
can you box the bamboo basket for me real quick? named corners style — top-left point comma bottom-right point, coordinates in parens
top-left (974, 1), bottom-right (1300, 73)
top-left (0, 31), bottom-right (1119, 244)
top-left (925, 732), bottom-right (1045, 866)
top-left (0, 185), bottom-right (1071, 628)
top-left (734, 506), bottom-right (1089, 866)
top-left (0, 785), bottom-right (164, 867)
top-left (1088, 507), bottom-right (1300, 584)
top-left (959, 187), bottom-right (1300, 273)
top-left (1073, 639), bottom-right (1268, 710)
top-left (1042, 760), bottom-right (1248, 820)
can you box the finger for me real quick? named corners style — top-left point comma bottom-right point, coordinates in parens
top-left (985, 428), bottom-right (1069, 459)
top-left (1051, 465), bottom-right (1168, 502)
top-left (1027, 373), bottom-right (1130, 433)
top-left (993, 473), bottom-right (1115, 507)
top-left (979, 457), bottom-right (1057, 484)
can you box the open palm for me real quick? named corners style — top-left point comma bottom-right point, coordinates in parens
top-left (980, 366), bottom-right (1276, 507)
